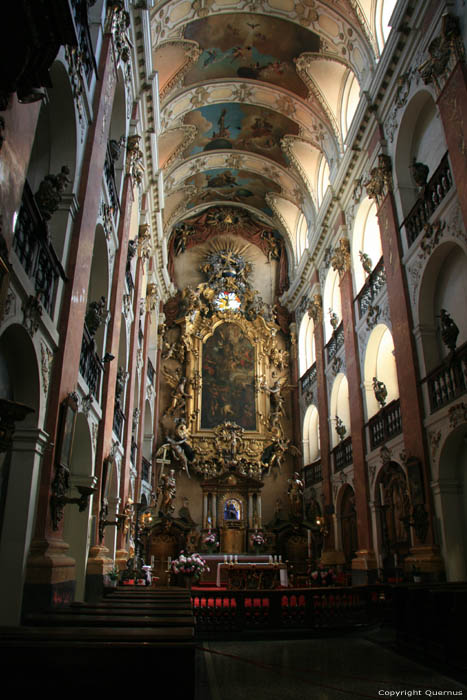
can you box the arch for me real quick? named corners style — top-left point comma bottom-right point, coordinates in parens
top-left (87, 224), bottom-right (111, 360)
top-left (417, 241), bottom-right (467, 373)
top-left (329, 373), bottom-right (350, 448)
top-left (298, 312), bottom-right (315, 377)
top-left (394, 89), bottom-right (447, 218)
top-left (317, 154), bottom-right (330, 207)
top-left (341, 70), bottom-right (360, 142)
top-left (351, 198), bottom-right (382, 293)
top-left (323, 266), bottom-right (342, 343)
top-left (295, 213), bottom-right (308, 262)
top-left (363, 324), bottom-right (399, 419)
top-left (64, 413), bottom-right (94, 601)
top-left (0, 324), bottom-right (40, 426)
top-left (302, 404), bottom-right (320, 466)
top-left (143, 399), bottom-right (153, 462)
top-left (375, 0), bottom-right (398, 54)
top-left (436, 425), bottom-right (467, 581)
top-left (108, 66), bottom-right (128, 199)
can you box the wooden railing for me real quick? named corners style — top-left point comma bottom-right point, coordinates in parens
top-left (367, 399), bottom-right (402, 451)
top-left (70, 0), bottom-right (97, 81)
top-left (401, 152), bottom-right (453, 248)
top-left (304, 460), bottom-right (322, 486)
top-left (113, 405), bottom-right (125, 441)
top-left (141, 456), bottom-right (151, 483)
top-left (333, 436), bottom-right (353, 472)
top-left (13, 181), bottom-right (66, 316)
top-left (104, 142), bottom-right (120, 213)
top-left (423, 343), bottom-right (467, 413)
top-left (191, 585), bottom-right (393, 638)
top-left (147, 358), bottom-right (155, 385)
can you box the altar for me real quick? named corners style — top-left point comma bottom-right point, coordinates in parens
top-left (216, 561), bottom-right (288, 589)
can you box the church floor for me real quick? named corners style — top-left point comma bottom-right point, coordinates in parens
top-left (195, 627), bottom-right (467, 700)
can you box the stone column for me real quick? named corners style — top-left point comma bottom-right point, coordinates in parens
top-left (24, 28), bottom-right (118, 612)
top-left (365, 151), bottom-right (443, 576)
top-left (0, 424), bottom-right (48, 624)
top-left (308, 276), bottom-right (343, 567)
top-left (333, 236), bottom-right (377, 581)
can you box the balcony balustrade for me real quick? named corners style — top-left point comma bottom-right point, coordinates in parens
top-left (79, 325), bottom-right (103, 399)
top-left (356, 256), bottom-right (386, 319)
top-left (304, 460), bottom-right (322, 486)
top-left (13, 181), bottom-right (66, 316)
top-left (401, 153), bottom-right (453, 248)
top-left (424, 343), bottom-right (467, 413)
top-left (367, 399), bottom-right (402, 451)
top-left (333, 436), bottom-right (353, 472)
top-left (326, 322), bottom-right (344, 363)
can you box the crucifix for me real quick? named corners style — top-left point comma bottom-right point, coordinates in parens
top-left (154, 445), bottom-right (172, 508)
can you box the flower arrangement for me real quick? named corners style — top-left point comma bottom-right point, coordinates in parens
top-left (251, 531), bottom-right (266, 547)
top-left (203, 531), bottom-right (219, 548)
top-left (310, 567), bottom-right (336, 586)
top-left (170, 551), bottom-right (209, 579)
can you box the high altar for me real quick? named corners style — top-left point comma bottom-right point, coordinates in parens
top-left (139, 216), bottom-right (313, 572)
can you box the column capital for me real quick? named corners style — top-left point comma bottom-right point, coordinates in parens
top-left (307, 293), bottom-right (323, 323)
top-left (364, 154), bottom-right (393, 206)
top-left (330, 238), bottom-right (351, 278)
top-left (418, 14), bottom-right (465, 95)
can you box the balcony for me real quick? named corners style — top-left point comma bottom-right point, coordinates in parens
top-left (113, 404), bottom-right (125, 442)
top-left (70, 0), bottom-right (97, 81)
top-left (401, 152), bottom-right (453, 248)
top-left (300, 362), bottom-right (317, 396)
top-left (356, 256), bottom-right (386, 319)
top-left (367, 399), bottom-right (402, 451)
top-left (304, 460), bottom-right (322, 486)
top-left (333, 436), bottom-right (353, 472)
top-left (104, 142), bottom-right (120, 214)
top-left (13, 181), bottom-right (66, 316)
top-left (326, 322), bottom-right (344, 363)
top-left (79, 325), bottom-right (103, 399)
top-left (424, 343), bottom-right (467, 413)
top-left (141, 457), bottom-right (151, 483)
top-left (147, 358), bottom-right (155, 385)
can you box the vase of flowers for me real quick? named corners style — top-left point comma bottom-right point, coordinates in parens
top-left (310, 567), bottom-right (336, 587)
top-left (170, 551), bottom-right (209, 588)
top-left (251, 531), bottom-right (265, 555)
top-left (203, 531), bottom-right (219, 554)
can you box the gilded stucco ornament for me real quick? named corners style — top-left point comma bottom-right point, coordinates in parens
top-left (364, 154), bottom-right (393, 206)
top-left (330, 238), bottom-right (351, 277)
top-left (307, 294), bottom-right (323, 323)
top-left (419, 14), bottom-right (464, 93)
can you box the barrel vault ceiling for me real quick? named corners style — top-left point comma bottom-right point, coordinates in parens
top-left (151, 0), bottom-right (383, 271)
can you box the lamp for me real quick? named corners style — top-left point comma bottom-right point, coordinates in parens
top-left (50, 473), bottom-right (97, 531)
top-left (102, 352), bottom-right (115, 363)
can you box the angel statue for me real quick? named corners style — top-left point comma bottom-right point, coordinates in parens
top-left (162, 365), bottom-right (191, 417)
top-left (157, 420), bottom-right (195, 478)
top-left (261, 374), bottom-right (294, 419)
top-left (372, 377), bottom-right (388, 407)
top-left (359, 250), bottom-right (373, 276)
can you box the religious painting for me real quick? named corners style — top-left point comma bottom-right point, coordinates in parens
top-left (184, 167), bottom-right (280, 215)
top-left (201, 323), bottom-right (256, 430)
top-left (224, 498), bottom-right (241, 521)
top-left (183, 103), bottom-right (298, 167)
top-left (183, 14), bottom-right (320, 98)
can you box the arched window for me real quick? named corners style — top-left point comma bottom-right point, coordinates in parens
top-left (375, 0), bottom-right (397, 55)
top-left (330, 373), bottom-right (350, 448)
top-left (323, 267), bottom-right (342, 343)
top-left (296, 213), bottom-right (308, 262)
top-left (364, 325), bottom-right (399, 419)
top-left (298, 313), bottom-right (315, 377)
top-left (340, 71), bottom-right (360, 142)
top-left (351, 199), bottom-right (382, 292)
top-left (302, 405), bottom-right (320, 465)
top-left (317, 155), bottom-right (330, 207)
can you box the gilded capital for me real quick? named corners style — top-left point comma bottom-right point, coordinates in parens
top-left (418, 14), bottom-right (464, 93)
top-left (364, 154), bottom-right (393, 205)
top-left (307, 294), bottom-right (323, 323)
top-left (330, 238), bottom-right (351, 277)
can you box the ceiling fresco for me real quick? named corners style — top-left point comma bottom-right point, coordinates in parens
top-left (183, 14), bottom-right (321, 98)
top-left (184, 167), bottom-right (281, 215)
top-left (183, 102), bottom-right (299, 167)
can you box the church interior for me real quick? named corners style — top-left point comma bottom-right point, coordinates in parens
top-left (0, 0), bottom-right (467, 694)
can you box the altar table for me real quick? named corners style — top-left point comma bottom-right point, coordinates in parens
top-left (216, 562), bottom-right (288, 589)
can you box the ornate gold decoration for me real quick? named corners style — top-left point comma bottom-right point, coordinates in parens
top-left (364, 154), bottom-right (393, 205)
top-left (330, 238), bottom-right (351, 277)
top-left (127, 135), bottom-right (144, 185)
top-left (146, 283), bottom-right (158, 312)
top-left (419, 14), bottom-right (464, 93)
top-left (137, 223), bottom-right (151, 259)
top-left (307, 293), bottom-right (323, 323)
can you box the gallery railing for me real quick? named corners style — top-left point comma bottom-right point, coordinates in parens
top-left (423, 342), bottom-right (467, 413)
top-left (113, 404), bottom-right (125, 441)
top-left (104, 142), bottom-right (120, 214)
top-left (332, 436), bottom-right (353, 472)
top-left (367, 399), bottom-right (402, 451)
top-left (300, 362), bottom-right (317, 395)
top-left (400, 152), bottom-right (453, 248)
top-left (13, 181), bottom-right (66, 316)
top-left (130, 440), bottom-right (137, 467)
top-left (141, 457), bottom-right (151, 483)
top-left (79, 325), bottom-right (103, 399)
top-left (70, 0), bottom-right (97, 81)
top-left (147, 358), bottom-right (155, 385)
top-left (304, 460), bottom-right (322, 486)
top-left (356, 256), bottom-right (386, 319)
top-left (326, 322), bottom-right (344, 363)
top-left (191, 585), bottom-right (393, 638)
